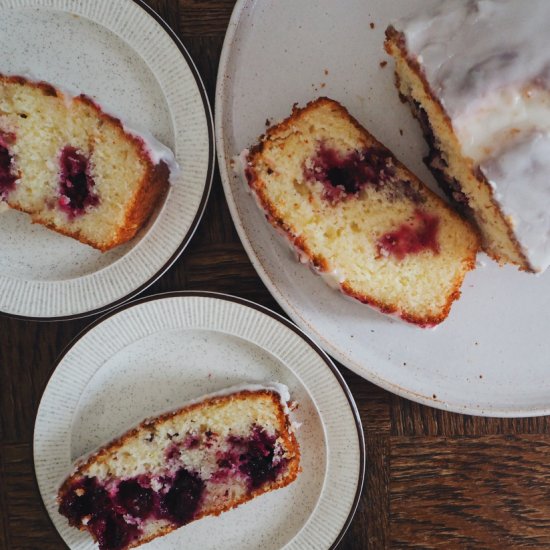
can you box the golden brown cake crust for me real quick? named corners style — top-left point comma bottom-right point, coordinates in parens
top-left (245, 97), bottom-right (479, 327)
top-left (58, 389), bottom-right (300, 550)
top-left (0, 74), bottom-right (170, 252)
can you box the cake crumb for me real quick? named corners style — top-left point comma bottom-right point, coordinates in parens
top-left (399, 129), bottom-right (404, 136)
top-left (379, 60), bottom-right (388, 68)
top-left (432, 394), bottom-right (437, 399)
top-left (265, 118), bottom-right (271, 127)
top-left (370, 22), bottom-right (375, 29)
top-left (479, 375), bottom-right (483, 379)
top-left (320, 83), bottom-right (326, 88)
top-left (324, 69), bottom-right (329, 75)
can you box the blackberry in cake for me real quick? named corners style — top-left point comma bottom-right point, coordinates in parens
top-left (243, 98), bottom-right (479, 327)
top-left (0, 74), bottom-right (174, 251)
top-left (58, 385), bottom-right (300, 550)
top-left (385, 0), bottom-right (550, 272)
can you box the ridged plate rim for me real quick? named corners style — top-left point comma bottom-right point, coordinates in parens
top-left (0, 0), bottom-right (214, 321)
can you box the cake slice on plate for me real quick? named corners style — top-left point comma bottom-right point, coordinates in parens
top-left (0, 74), bottom-right (174, 251)
top-left (385, 0), bottom-right (550, 272)
top-left (243, 97), bottom-right (479, 327)
top-left (57, 384), bottom-right (300, 550)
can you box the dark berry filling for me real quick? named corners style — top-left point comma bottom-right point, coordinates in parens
top-left (90, 512), bottom-right (137, 550)
top-left (58, 146), bottom-right (99, 218)
top-left (115, 480), bottom-right (154, 519)
top-left (427, 150), bottom-right (476, 219)
top-left (303, 142), bottom-right (395, 203)
top-left (226, 425), bottom-right (287, 490)
top-left (58, 425), bottom-right (287, 549)
top-left (182, 433), bottom-right (200, 450)
top-left (161, 468), bottom-right (205, 525)
top-left (165, 443), bottom-right (181, 461)
top-left (58, 477), bottom-right (109, 527)
top-left (59, 477), bottom-right (139, 550)
top-left (59, 468), bottom-right (204, 550)
top-left (0, 133), bottom-right (17, 199)
top-left (409, 100), bottom-right (475, 218)
top-left (378, 210), bottom-right (440, 260)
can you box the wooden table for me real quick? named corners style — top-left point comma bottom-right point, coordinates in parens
top-left (2, 2), bottom-right (550, 548)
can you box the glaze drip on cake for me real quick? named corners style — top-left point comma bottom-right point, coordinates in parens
top-left (388, 0), bottom-right (550, 272)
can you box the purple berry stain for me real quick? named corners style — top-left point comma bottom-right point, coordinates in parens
top-left (304, 142), bottom-right (395, 203)
top-left (58, 146), bottom-right (99, 217)
top-left (225, 425), bottom-right (286, 491)
top-left (90, 512), bottom-right (136, 550)
top-left (377, 209), bottom-right (440, 260)
top-left (161, 468), bottom-right (205, 525)
top-left (58, 477), bottom-right (109, 527)
top-left (0, 133), bottom-right (17, 199)
top-left (116, 479), bottom-right (154, 519)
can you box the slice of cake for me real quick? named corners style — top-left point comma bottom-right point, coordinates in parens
top-left (58, 385), bottom-right (300, 550)
top-left (0, 74), bottom-right (174, 251)
top-left (385, 0), bottom-right (550, 272)
top-left (243, 98), bottom-right (479, 327)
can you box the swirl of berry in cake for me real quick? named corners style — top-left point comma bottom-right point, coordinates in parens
top-left (244, 98), bottom-right (479, 326)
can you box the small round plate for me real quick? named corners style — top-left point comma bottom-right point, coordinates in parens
top-left (216, 0), bottom-right (550, 417)
top-left (34, 292), bottom-right (365, 549)
top-left (0, 0), bottom-right (214, 320)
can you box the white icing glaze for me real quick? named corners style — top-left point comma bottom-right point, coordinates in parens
top-left (395, 0), bottom-right (550, 271)
top-left (182, 382), bottom-right (292, 413)
top-left (481, 131), bottom-right (550, 272)
top-left (120, 124), bottom-right (180, 185)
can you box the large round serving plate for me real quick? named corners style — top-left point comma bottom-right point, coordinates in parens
top-left (216, 0), bottom-right (550, 417)
top-left (0, 0), bottom-right (213, 320)
top-left (34, 292), bottom-right (364, 549)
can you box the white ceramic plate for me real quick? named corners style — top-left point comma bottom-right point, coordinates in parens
top-left (216, 0), bottom-right (550, 417)
top-left (0, 0), bottom-right (214, 320)
top-left (34, 292), bottom-right (364, 549)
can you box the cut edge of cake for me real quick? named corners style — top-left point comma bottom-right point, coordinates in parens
top-left (243, 97), bottom-right (480, 327)
top-left (384, 27), bottom-right (532, 272)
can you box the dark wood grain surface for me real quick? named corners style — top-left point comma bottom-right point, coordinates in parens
top-left (1, 2), bottom-right (549, 549)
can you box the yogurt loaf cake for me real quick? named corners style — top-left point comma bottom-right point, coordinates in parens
top-left (385, 0), bottom-right (550, 272)
top-left (0, 74), bottom-right (174, 251)
top-left (244, 98), bottom-right (479, 327)
top-left (57, 385), bottom-right (300, 550)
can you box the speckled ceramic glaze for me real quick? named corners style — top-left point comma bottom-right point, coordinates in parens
top-left (216, 0), bottom-right (550, 417)
top-left (0, 0), bottom-right (213, 319)
top-left (34, 292), bottom-right (364, 549)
